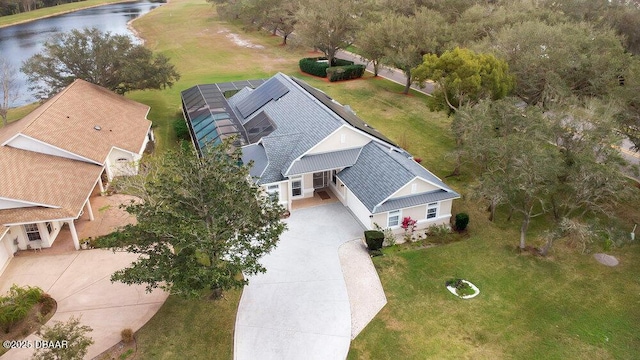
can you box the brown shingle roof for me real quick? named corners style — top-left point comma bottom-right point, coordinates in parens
top-left (0, 79), bottom-right (151, 163)
top-left (0, 147), bottom-right (103, 225)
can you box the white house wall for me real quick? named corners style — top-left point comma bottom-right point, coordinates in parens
top-left (390, 178), bottom-right (440, 199)
top-left (12, 221), bottom-right (64, 250)
top-left (106, 147), bottom-right (140, 180)
top-left (345, 186), bottom-right (373, 230)
top-left (301, 173), bottom-right (314, 198)
top-left (306, 126), bottom-right (371, 155)
top-left (371, 199), bottom-right (454, 234)
top-left (0, 228), bottom-right (13, 275)
top-left (5, 135), bottom-right (92, 163)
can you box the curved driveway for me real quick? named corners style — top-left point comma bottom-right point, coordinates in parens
top-left (234, 203), bottom-right (365, 360)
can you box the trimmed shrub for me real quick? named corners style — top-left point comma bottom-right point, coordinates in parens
top-left (38, 293), bottom-right (56, 316)
top-left (121, 328), bottom-right (135, 343)
top-left (299, 57), bottom-right (354, 77)
top-left (455, 213), bottom-right (470, 231)
top-left (326, 64), bottom-right (366, 82)
top-left (364, 230), bottom-right (385, 250)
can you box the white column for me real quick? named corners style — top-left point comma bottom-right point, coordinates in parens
top-left (68, 221), bottom-right (80, 250)
top-left (85, 199), bottom-right (95, 221)
top-left (98, 176), bottom-right (105, 194)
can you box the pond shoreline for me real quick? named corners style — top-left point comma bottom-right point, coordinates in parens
top-left (0, 0), bottom-right (138, 29)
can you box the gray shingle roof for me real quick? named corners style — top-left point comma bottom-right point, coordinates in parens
top-left (290, 77), bottom-right (396, 146)
top-left (241, 143), bottom-right (268, 178)
top-left (375, 190), bottom-right (459, 213)
top-left (257, 134), bottom-right (301, 184)
top-left (286, 148), bottom-right (362, 176)
top-left (338, 142), bottom-right (459, 213)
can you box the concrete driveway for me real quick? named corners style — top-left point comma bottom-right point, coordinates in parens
top-left (234, 203), bottom-right (366, 360)
top-left (0, 250), bottom-right (168, 359)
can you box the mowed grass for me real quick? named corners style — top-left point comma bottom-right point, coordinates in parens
top-left (348, 196), bottom-right (640, 359)
top-left (0, 0), bottom-right (134, 27)
top-left (134, 289), bottom-right (241, 360)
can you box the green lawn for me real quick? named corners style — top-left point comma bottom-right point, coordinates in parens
top-left (348, 200), bottom-right (640, 359)
top-left (0, 0), bottom-right (135, 27)
top-left (134, 289), bottom-right (241, 359)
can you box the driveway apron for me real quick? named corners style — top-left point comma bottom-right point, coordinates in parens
top-left (234, 202), bottom-right (364, 360)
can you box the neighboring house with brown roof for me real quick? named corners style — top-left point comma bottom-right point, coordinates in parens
top-left (0, 79), bottom-right (153, 275)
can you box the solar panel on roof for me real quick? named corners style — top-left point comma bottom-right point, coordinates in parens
top-left (235, 78), bottom-right (289, 118)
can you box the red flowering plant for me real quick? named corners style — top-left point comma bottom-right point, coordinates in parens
top-left (401, 216), bottom-right (417, 232)
top-left (401, 216), bottom-right (417, 243)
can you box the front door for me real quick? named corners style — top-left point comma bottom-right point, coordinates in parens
top-left (313, 171), bottom-right (328, 189)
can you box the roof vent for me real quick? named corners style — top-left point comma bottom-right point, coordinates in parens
top-left (94, 125), bottom-right (101, 131)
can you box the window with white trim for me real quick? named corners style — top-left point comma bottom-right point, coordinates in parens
top-left (291, 178), bottom-right (302, 197)
top-left (46, 222), bottom-right (53, 234)
top-left (24, 223), bottom-right (42, 241)
top-left (427, 202), bottom-right (438, 219)
top-left (331, 170), bottom-right (337, 185)
top-left (388, 210), bottom-right (401, 227)
top-left (266, 184), bottom-right (280, 201)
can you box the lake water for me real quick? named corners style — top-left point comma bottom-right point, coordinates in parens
top-left (0, 0), bottom-right (163, 105)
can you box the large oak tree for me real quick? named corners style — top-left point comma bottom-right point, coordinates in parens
top-left (21, 28), bottom-right (180, 99)
top-left (102, 140), bottom-right (286, 298)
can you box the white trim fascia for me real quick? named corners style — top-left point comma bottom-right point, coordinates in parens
top-left (110, 146), bottom-right (138, 158)
top-left (373, 176), bottom-right (419, 213)
top-left (0, 197), bottom-right (59, 209)
top-left (137, 122), bottom-right (153, 154)
top-left (5, 217), bottom-right (76, 227)
top-left (372, 176), bottom-right (460, 213)
top-left (414, 175), bottom-right (451, 192)
top-left (283, 125), bottom-right (347, 175)
top-left (5, 133), bottom-right (102, 165)
top-left (73, 173), bottom-right (105, 219)
top-left (0, 226), bottom-right (9, 239)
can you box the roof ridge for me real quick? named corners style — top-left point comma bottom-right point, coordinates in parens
top-left (371, 141), bottom-right (415, 177)
top-left (281, 74), bottom-right (346, 127)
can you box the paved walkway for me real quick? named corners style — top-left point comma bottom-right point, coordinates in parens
top-left (234, 202), bottom-right (385, 360)
top-left (0, 250), bottom-right (168, 359)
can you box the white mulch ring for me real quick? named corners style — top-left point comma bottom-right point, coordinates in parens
top-left (217, 29), bottom-right (265, 49)
top-left (446, 279), bottom-right (480, 299)
top-left (594, 253), bottom-right (619, 267)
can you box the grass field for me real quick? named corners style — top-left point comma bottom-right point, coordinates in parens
top-left (0, 0), bottom-right (136, 28)
top-left (348, 201), bottom-right (640, 359)
top-left (134, 289), bottom-right (241, 360)
top-left (4, 0), bottom-right (640, 358)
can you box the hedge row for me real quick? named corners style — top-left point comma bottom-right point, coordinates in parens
top-left (327, 64), bottom-right (366, 82)
top-left (299, 57), bottom-right (354, 77)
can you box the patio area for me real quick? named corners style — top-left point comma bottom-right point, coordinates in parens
top-left (291, 187), bottom-right (339, 210)
top-left (14, 194), bottom-right (137, 257)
